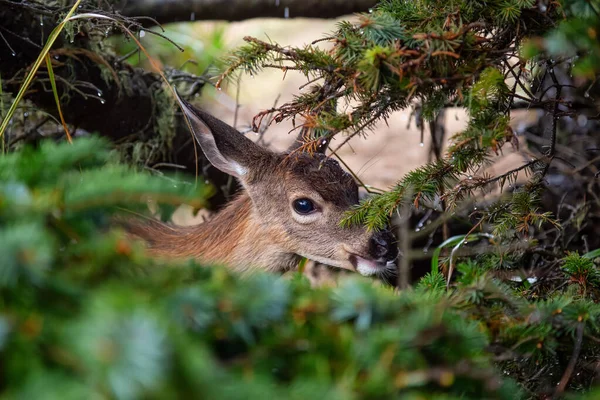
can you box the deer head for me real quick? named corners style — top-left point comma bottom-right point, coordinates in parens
top-left (129, 92), bottom-right (398, 277)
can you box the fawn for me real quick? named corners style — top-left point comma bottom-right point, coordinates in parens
top-left (124, 93), bottom-right (398, 277)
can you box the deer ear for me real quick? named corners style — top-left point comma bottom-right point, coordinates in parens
top-left (174, 90), bottom-right (270, 179)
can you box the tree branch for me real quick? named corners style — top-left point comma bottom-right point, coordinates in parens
top-left (118, 0), bottom-right (378, 25)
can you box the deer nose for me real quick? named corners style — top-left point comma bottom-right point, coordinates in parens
top-left (369, 230), bottom-right (398, 261)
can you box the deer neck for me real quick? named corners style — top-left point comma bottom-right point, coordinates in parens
top-left (144, 193), bottom-right (300, 272)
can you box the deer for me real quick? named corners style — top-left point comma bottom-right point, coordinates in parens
top-left (123, 92), bottom-right (399, 278)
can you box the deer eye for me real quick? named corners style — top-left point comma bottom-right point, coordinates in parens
top-left (292, 198), bottom-right (316, 214)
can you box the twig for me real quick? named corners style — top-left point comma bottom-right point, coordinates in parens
top-left (553, 322), bottom-right (585, 399)
top-left (542, 62), bottom-right (563, 177)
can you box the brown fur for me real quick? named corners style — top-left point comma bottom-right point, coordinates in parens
top-left (123, 96), bottom-right (397, 276)
top-left (125, 193), bottom-right (302, 273)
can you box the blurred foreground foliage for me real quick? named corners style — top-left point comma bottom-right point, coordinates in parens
top-left (1, 0), bottom-right (600, 398)
top-left (0, 139), bottom-right (599, 399)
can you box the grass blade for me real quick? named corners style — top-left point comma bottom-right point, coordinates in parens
top-left (583, 248), bottom-right (600, 260)
top-left (431, 235), bottom-right (467, 273)
top-left (0, 0), bottom-right (82, 139)
top-left (45, 54), bottom-right (72, 143)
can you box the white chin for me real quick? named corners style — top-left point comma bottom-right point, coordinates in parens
top-left (356, 257), bottom-right (396, 276)
top-left (354, 257), bottom-right (383, 276)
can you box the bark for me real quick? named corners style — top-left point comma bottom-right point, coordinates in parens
top-left (118, 0), bottom-right (378, 25)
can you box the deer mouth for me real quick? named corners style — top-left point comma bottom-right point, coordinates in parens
top-left (348, 254), bottom-right (396, 277)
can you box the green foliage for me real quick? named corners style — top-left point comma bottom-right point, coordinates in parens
top-left (522, 0), bottom-right (600, 79)
top-left (0, 138), bottom-right (519, 398)
top-left (562, 252), bottom-right (600, 295)
top-left (212, 3), bottom-right (600, 393)
top-left (2, 139), bottom-right (600, 398)
top-left (2, 0), bottom-right (600, 398)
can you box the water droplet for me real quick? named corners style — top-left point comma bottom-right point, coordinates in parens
top-left (468, 175), bottom-right (473, 180)
top-left (368, 8), bottom-right (373, 13)
top-left (539, 3), bottom-right (547, 12)
top-left (97, 90), bottom-right (103, 97)
top-left (40, 20), bottom-right (44, 26)
top-left (23, 112), bottom-right (29, 117)
top-left (577, 114), bottom-right (588, 127)
top-left (54, 55), bottom-right (59, 60)
top-left (419, 142), bottom-right (424, 147)
top-left (139, 30), bottom-right (146, 38)
top-left (217, 87), bottom-right (222, 91)
top-left (584, 91), bottom-right (591, 98)
top-left (11, 51), bottom-right (16, 56)
top-left (100, 99), bottom-right (105, 104)
top-left (284, 7), bottom-right (290, 18)
top-left (190, 12), bottom-right (195, 21)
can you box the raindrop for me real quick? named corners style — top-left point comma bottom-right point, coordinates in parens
top-left (54, 55), bottom-right (59, 60)
top-left (11, 51), bottom-right (16, 57)
top-left (23, 112), bottom-right (29, 117)
top-left (100, 99), bottom-right (105, 104)
top-left (368, 8), bottom-right (373, 13)
top-left (190, 12), bottom-right (195, 21)
top-left (419, 142), bottom-right (424, 147)
top-left (473, 207), bottom-right (478, 211)
top-left (584, 91), bottom-right (591, 98)
top-left (576, 114), bottom-right (588, 127)
top-left (139, 30), bottom-right (146, 38)
top-left (284, 7), bottom-right (289, 18)
top-left (39, 19), bottom-right (44, 26)
top-left (97, 90), bottom-right (103, 97)
top-left (70, 38), bottom-right (74, 44)
top-left (468, 175), bottom-right (473, 180)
